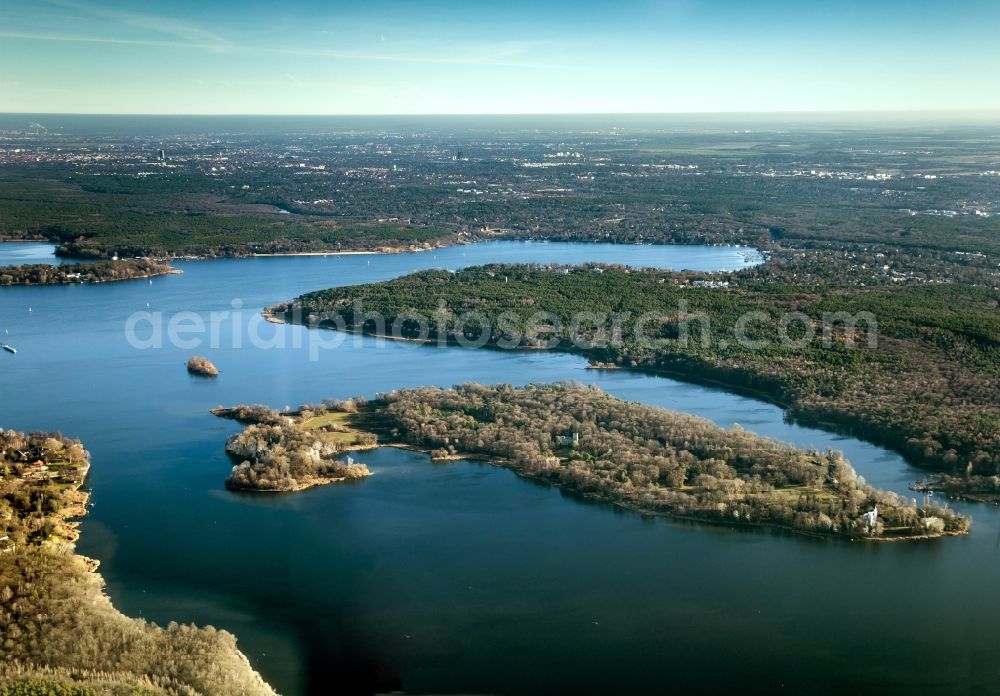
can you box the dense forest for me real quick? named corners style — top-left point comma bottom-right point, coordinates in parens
top-left (0, 427), bottom-right (276, 696)
top-left (214, 403), bottom-right (374, 491)
top-left (0, 170), bottom-right (457, 258)
top-left (276, 383), bottom-right (965, 539)
top-left (50, 217), bottom-right (458, 259)
top-left (0, 259), bottom-right (174, 286)
top-left (1, 663), bottom-right (173, 694)
top-left (277, 263), bottom-right (1000, 487)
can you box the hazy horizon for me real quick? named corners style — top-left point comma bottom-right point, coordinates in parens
top-left (2, 0), bottom-right (999, 115)
top-left (3, 109), bottom-right (1000, 118)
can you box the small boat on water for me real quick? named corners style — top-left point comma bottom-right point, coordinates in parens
top-left (1, 344), bottom-right (16, 354)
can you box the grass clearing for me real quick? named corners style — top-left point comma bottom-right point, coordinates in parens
top-left (300, 412), bottom-right (352, 430)
top-left (300, 411), bottom-right (364, 445)
top-left (774, 485), bottom-right (839, 502)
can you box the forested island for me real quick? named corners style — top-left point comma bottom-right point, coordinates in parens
top-left (0, 259), bottom-right (175, 286)
top-left (0, 427), bottom-right (276, 695)
top-left (213, 403), bottom-right (374, 491)
top-left (272, 263), bottom-right (1000, 494)
top-left (218, 384), bottom-right (968, 540)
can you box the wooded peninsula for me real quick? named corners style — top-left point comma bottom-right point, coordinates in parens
top-left (272, 263), bottom-right (1000, 499)
top-left (0, 259), bottom-right (175, 286)
top-left (0, 427), bottom-right (276, 695)
top-left (217, 384), bottom-right (969, 541)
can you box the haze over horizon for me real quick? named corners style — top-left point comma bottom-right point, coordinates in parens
top-left (2, 0), bottom-right (999, 116)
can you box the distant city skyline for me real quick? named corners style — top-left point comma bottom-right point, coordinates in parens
top-left (1, 0), bottom-right (999, 115)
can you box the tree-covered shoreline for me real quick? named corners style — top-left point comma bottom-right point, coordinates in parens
top-left (271, 263), bottom-right (1000, 492)
top-left (0, 259), bottom-right (176, 286)
top-left (218, 384), bottom-right (969, 541)
top-left (0, 427), bottom-right (276, 695)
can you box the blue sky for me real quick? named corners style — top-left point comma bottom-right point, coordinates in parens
top-left (1, 0), bottom-right (999, 114)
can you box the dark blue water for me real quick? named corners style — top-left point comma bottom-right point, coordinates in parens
top-left (0, 241), bottom-right (995, 695)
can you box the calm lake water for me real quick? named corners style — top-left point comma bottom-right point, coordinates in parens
top-left (1, 241), bottom-right (996, 695)
top-left (0, 242), bottom-right (84, 267)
